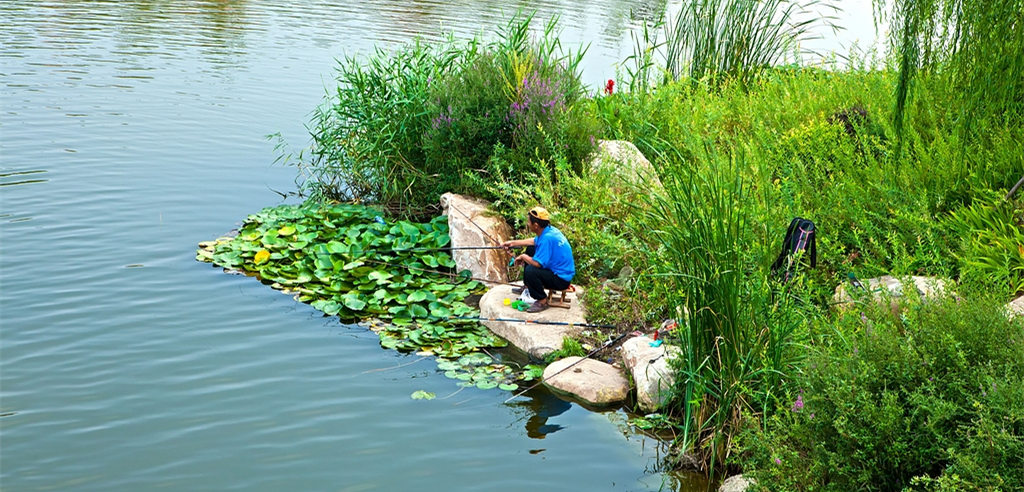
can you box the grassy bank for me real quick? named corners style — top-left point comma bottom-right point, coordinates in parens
top-left (279, 10), bottom-right (1024, 489)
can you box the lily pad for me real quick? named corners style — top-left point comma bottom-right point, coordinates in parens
top-left (411, 390), bottom-right (435, 400)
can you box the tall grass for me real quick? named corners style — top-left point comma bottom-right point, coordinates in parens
top-left (632, 147), bottom-right (810, 473)
top-left (289, 13), bottom-right (594, 215)
top-left (663, 0), bottom-right (839, 85)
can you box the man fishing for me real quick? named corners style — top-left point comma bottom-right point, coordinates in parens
top-left (501, 206), bottom-right (575, 313)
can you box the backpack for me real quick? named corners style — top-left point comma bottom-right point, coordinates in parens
top-left (770, 217), bottom-right (817, 282)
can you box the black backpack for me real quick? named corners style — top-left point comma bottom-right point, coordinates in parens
top-left (771, 217), bottom-right (817, 282)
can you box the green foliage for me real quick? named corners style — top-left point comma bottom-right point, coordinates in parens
top-left (289, 12), bottom-right (598, 214)
top-left (196, 203), bottom-right (539, 390)
top-left (627, 152), bottom-right (816, 472)
top-left (740, 294), bottom-right (1024, 490)
top-left (876, 0), bottom-right (1024, 138)
top-left (948, 192), bottom-right (1024, 295)
top-left (544, 336), bottom-right (587, 363)
top-left (297, 38), bottom-right (462, 207)
top-left (663, 0), bottom-right (838, 85)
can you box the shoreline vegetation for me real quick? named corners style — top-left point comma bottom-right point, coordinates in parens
top-left (211, 4), bottom-right (1022, 490)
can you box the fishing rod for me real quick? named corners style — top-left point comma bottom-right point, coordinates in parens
top-left (357, 256), bottom-right (520, 287)
top-left (503, 329), bottom-right (638, 403)
top-left (448, 315), bottom-right (616, 330)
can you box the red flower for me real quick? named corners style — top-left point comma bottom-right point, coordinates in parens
top-left (605, 79), bottom-right (614, 95)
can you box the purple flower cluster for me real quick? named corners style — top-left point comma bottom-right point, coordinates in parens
top-left (792, 394), bottom-right (805, 412)
top-left (431, 105), bottom-right (455, 130)
top-left (507, 70), bottom-right (566, 137)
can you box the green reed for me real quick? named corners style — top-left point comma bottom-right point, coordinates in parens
top-left (663, 0), bottom-right (839, 85)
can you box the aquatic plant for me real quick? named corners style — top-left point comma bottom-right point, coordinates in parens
top-left (196, 202), bottom-right (527, 390)
top-left (662, 0), bottom-right (839, 85)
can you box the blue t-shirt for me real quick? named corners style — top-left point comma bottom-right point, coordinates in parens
top-left (533, 225), bottom-right (575, 282)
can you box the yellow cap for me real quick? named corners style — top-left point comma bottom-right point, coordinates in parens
top-left (528, 206), bottom-right (551, 221)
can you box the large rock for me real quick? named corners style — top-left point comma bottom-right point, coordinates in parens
top-left (1008, 295), bottom-right (1024, 318)
top-left (833, 275), bottom-right (950, 312)
top-left (479, 283), bottom-right (587, 359)
top-left (622, 336), bottom-right (679, 412)
top-left (590, 140), bottom-right (661, 189)
top-left (719, 475), bottom-right (756, 492)
top-left (440, 193), bottom-right (513, 285)
top-left (542, 357), bottom-right (629, 406)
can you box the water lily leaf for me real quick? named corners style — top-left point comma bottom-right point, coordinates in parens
top-left (410, 304), bottom-right (429, 319)
top-left (475, 380), bottom-right (498, 390)
top-left (498, 383), bottom-right (519, 391)
top-left (278, 225), bottom-right (296, 236)
top-left (399, 222), bottom-right (419, 237)
top-left (411, 390), bottom-right (435, 400)
top-left (342, 260), bottom-right (364, 270)
top-left (342, 294), bottom-right (366, 311)
top-left (368, 270), bottom-right (393, 283)
top-left (437, 360), bottom-right (459, 371)
top-left (325, 241), bottom-right (348, 254)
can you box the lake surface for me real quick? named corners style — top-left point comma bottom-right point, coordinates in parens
top-left (0, 1), bottom-right (875, 490)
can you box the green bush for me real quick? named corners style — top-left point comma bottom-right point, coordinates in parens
top-left (740, 293), bottom-right (1024, 490)
top-left (290, 12), bottom-right (598, 215)
top-left (948, 191), bottom-right (1024, 296)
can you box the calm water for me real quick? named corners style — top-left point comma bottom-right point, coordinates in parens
top-left (0, 1), bottom-right (694, 491)
top-left (0, 1), bottom-right (878, 490)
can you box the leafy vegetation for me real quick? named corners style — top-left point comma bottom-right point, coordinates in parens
top-left (207, 5), bottom-right (1024, 488)
top-left (197, 203), bottom-right (529, 390)
top-left (740, 294), bottom-right (1024, 490)
top-left (286, 13), bottom-right (599, 216)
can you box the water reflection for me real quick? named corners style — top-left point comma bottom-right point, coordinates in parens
top-left (509, 389), bottom-right (574, 440)
top-left (0, 169), bottom-right (49, 187)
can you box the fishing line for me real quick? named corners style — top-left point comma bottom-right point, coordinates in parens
top-left (357, 256), bottom-right (519, 287)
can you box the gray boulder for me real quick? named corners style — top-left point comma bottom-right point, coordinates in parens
top-left (1008, 295), bottom-right (1024, 318)
top-left (440, 193), bottom-right (513, 285)
top-left (833, 275), bottom-right (950, 312)
top-left (590, 140), bottom-right (661, 189)
top-left (719, 474), bottom-right (756, 492)
top-left (542, 356), bottom-right (629, 406)
top-left (622, 336), bottom-right (679, 412)
top-left (478, 283), bottom-right (587, 359)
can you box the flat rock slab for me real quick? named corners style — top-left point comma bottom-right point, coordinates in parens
top-left (622, 336), bottom-right (679, 412)
top-left (479, 283), bottom-right (587, 359)
top-left (834, 275), bottom-right (949, 311)
top-left (542, 357), bottom-right (629, 406)
top-left (440, 193), bottom-right (513, 285)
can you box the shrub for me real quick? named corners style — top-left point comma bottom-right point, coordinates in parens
top-left (288, 12), bottom-right (597, 215)
top-left (740, 293), bottom-right (1024, 490)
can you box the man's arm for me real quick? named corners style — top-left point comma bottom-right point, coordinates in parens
top-left (501, 237), bottom-right (535, 249)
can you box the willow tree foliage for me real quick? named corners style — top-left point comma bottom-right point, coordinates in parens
top-left (876, 0), bottom-right (1024, 135)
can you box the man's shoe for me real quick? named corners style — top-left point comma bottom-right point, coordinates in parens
top-left (511, 286), bottom-right (524, 295)
top-left (526, 301), bottom-right (548, 313)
